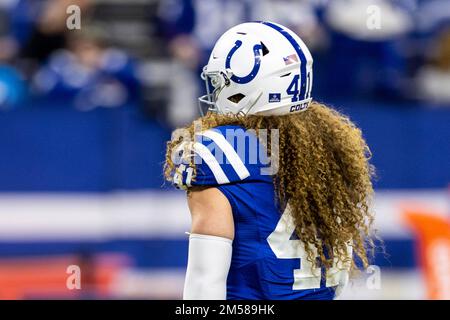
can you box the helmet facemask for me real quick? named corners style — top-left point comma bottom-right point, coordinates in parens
top-left (198, 67), bottom-right (263, 116)
top-left (198, 67), bottom-right (232, 116)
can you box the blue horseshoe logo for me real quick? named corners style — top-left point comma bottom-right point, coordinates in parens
top-left (225, 40), bottom-right (262, 84)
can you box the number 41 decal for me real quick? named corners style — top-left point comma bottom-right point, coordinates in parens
top-left (173, 164), bottom-right (194, 189)
top-left (286, 72), bottom-right (312, 102)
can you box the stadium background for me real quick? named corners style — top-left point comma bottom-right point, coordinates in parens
top-left (0, 0), bottom-right (449, 299)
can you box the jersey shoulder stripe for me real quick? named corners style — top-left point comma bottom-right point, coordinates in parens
top-left (172, 125), bottom-right (271, 188)
top-left (198, 129), bottom-right (250, 181)
top-left (192, 141), bottom-right (230, 184)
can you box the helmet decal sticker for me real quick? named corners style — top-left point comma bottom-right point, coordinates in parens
top-left (283, 54), bottom-right (299, 65)
top-left (268, 93), bottom-right (281, 103)
top-left (225, 40), bottom-right (262, 84)
top-left (261, 22), bottom-right (309, 102)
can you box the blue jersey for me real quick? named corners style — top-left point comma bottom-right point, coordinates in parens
top-left (173, 125), bottom-right (345, 300)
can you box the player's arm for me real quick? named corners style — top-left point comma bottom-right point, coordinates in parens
top-left (183, 187), bottom-right (234, 300)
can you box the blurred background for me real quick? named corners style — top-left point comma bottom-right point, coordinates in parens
top-left (0, 0), bottom-right (449, 299)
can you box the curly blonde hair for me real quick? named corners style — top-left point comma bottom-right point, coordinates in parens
top-left (164, 101), bottom-right (376, 271)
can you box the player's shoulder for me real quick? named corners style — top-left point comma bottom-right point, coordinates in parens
top-left (196, 124), bottom-right (253, 146)
top-left (172, 124), bottom-right (271, 189)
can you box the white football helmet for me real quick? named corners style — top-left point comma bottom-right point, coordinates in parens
top-left (198, 21), bottom-right (313, 116)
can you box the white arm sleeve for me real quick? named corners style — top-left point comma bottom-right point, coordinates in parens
top-left (334, 270), bottom-right (349, 299)
top-left (183, 233), bottom-right (233, 300)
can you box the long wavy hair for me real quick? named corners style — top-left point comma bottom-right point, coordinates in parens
top-left (164, 101), bottom-right (376, 270)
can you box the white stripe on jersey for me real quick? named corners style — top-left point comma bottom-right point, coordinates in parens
top-left (199, 130), bottom-right (250, 180)
top-left (193, 142), bottom-right (230, 184)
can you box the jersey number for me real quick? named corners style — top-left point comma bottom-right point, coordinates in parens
top-left (173, 164), bottom-right (194, 188)
top-left (267, 206), bottom-right (350, 290)
top-left (286, 72), bottom-right (312, 102)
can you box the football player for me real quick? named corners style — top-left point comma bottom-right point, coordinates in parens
top-left (164, 22), bottom-right (375, 300)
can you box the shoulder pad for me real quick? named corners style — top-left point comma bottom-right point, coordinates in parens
top-left (171, 125), bottom-right (272, 189)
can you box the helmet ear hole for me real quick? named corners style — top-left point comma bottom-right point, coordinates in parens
top-left (228, 93), bottom-right (246, 103)
top-left (260, 42), bottom-right (269, 56)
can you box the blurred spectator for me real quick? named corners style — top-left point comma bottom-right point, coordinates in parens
top-left (250, 0), bottom-right (328, 51)
top-left (415, 25), bottom-right (450, 105)
top-left (0, 0), bottom-right (18, 61)
top-left (0, 0), bottom-right (26, 110)
top-left (15, 0), bottom-right (92, 66)
top-left (32, 28), bottom-right (141, 111)
top-left (0, 64), bottom-right (26, 110)
top-left (414, 0), bottom-right (450, 105)
top-left (325, 0), bottom-right (412, 41)
top-left (322, 0), bottom-right (413, 101)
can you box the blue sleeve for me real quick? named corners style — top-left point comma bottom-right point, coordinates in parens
top-left (171, 125), bottom-right (272, 189)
